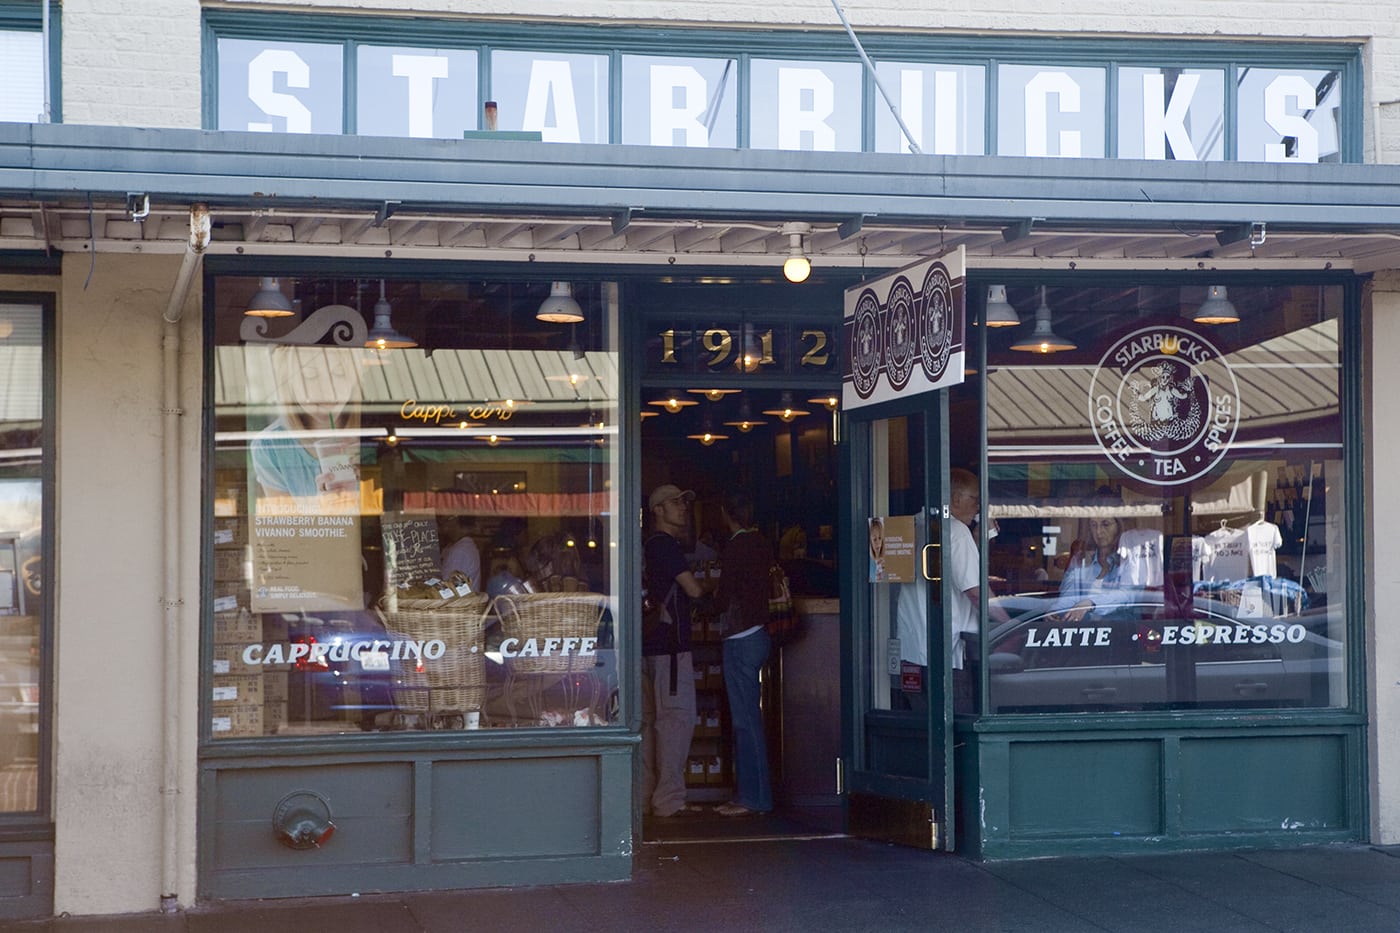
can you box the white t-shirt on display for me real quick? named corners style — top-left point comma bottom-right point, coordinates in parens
top-left (1201, 526), bottom-right (1249, 582)
top-left (1246, 521), bottom-right (1284, 577)
top-left (1117, 528), bottom-right (1163, 587)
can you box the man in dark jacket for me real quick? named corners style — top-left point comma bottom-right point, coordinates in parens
top-left (714, 488), bottom-right (773, 817)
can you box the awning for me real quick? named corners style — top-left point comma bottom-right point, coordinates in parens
top-left (5, 123), bottom-right (1400, 272)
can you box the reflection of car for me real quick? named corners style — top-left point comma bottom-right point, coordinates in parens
top-left (280, 611), bottom-right (399, 728)
top-left (986, 592), bottom-right (1341, 713)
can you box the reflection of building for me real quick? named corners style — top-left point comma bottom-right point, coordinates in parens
top-left (7, 1), bottom-right (1400, 923)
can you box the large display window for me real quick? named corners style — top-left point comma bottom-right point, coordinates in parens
top-left (208, 275), bottom-right (620, 737)
top-left (0, 299), bottom-right (44, 811)
top-left (972, 281), bottom-right (1348, 714)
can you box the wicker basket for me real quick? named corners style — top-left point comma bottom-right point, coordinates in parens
top-left (381, 594), bottom-right (491, 720)
top-left (494, 591), bottom-right (606, 674)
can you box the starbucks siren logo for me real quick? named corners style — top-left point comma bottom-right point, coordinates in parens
top-left (1088, 324), bottom-right (1240, 486)
top-left (850, 287), bottom-right (882, 399)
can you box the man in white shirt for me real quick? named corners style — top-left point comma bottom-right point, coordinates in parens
top-left (439, 516), bottom-right (482, 592)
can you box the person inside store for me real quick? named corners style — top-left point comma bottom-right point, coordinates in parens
top-left (946, 467), bottom-right (1009, 713)
top-left (1049, 506), bottom-right (1136, 623)
top-left (642, 484), bottom-right (707, 819)
top-left (438, 515), bottom-right (482, 592)
top-left (713, 488), bottom-right (774, 817)
top-left (524, 532), bottom-right (586, 592)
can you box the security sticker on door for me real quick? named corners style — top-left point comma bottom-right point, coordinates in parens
top-left (887, 638), bottom-right (902, 675)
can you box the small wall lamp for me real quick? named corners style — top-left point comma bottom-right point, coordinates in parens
top-left (781, 222), bottom-right (812, 283)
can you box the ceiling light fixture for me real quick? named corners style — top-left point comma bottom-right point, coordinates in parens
top-left (781, 222), bottom-right (812, 284)
top-left (983, 284), bottom-right (1021, 328)
top-left (723, 399), bottom-right (767, 433)
top-left (648, 394), bottom-right (698, 413)
top-left (762, 390), bottom-right (810, 423)
top-left (1190, 284), bottom-right (1240, 325)
top-left (244, 277), bottom-right (295, 318)
top-left (364, 280), bottom-right (417, 349)
top-left (1009, 286), bottom-right (1077, 354)
top-left (688, 388), bottom-right (740, 401)
top-left (687, 417), bottom-right (729, 446)
top-left (808, 394), bottom-right (840, 411)
top-left (536, 281), bottom-right (585, 323)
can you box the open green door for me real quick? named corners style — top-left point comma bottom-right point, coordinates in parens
top-left (837, 249), bottom-right (966, 851)
top-left (842, 399), bottom-right (955, 850)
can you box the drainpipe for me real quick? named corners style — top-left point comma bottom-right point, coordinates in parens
top-left (160, 204), bottom-right (209, 912)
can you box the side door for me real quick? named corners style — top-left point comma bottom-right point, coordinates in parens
top-left (841, 395), bottom-right (954, 849)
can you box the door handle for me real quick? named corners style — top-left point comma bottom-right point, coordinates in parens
top-left (1233, 681), bottom-right (1269, 695)
top-left (1080, 686), bottom-right (1117, 700)
top-left (921, 543), bottom-right (940, 582)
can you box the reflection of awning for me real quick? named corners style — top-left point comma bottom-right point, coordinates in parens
top-left (214, 346), bottom-right (618, 416)
top-left (403, 490), bottom-right (610, 517)
top-left (987, 320), bottom-right (1338, 443)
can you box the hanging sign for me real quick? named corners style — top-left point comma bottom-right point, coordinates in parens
top-left (842, 247), bottom-right (965, 410)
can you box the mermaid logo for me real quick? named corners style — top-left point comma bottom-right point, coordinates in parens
top-left (1088, 324), bottom-right (1240, 487)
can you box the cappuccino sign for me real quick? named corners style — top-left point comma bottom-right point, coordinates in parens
top-left (1088, 323), bottom-right (1241, 486)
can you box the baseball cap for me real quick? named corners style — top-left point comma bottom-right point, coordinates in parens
top-left (649, 484), bottom-right (695, 510)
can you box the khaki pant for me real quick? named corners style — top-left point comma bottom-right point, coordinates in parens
top-left (640, 651), bottom-right (696, 817)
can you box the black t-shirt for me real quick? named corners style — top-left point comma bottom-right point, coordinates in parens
top-left (643, 530), bottom-right (692, 656)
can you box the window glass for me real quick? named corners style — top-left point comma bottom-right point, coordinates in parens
top-left (0, 29), bottom-right (43, 123)
top-left (357, 46), bottom-right (479, 139)
top-left (620, 55), bottom-right (738, 148)
top-left (749, 58), bottom-right (863, 152)
top-left (1117, 67), bottom-right (1225, 161)
top-left (216, 37), bottom-right (344, 134)
top-left (979, 283), bottom-right (1345, 713)
top-left (0, 302), bottom-right (43, 809)
top-left (1237, 68), bottom-right (1341, 163)
top-left (873, 61), bottom-right (985, 155)
top-left (997, 64), bottom-right (1106, 157)
top-left (210, 277), bottom-right (620, 737)
top-left (490, 50), bottom-right (609, 143)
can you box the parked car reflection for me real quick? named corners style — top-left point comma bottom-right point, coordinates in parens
top-left (986, 592), bottom-right (1341, 713)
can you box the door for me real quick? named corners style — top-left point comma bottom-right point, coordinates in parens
top-left (841, 395), bottom-right (955, 850)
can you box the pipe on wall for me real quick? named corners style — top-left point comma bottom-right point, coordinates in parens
top-left (160, 204), bottom-right (208, 911)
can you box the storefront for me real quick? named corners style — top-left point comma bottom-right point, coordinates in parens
top-left (4, 2), bottom-right (1400, 919)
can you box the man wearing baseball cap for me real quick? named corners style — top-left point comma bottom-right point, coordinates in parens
top-left (641, 483), bottom-right (706, 818)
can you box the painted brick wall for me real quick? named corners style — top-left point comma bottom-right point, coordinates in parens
top-left (60, 0), bottom-right (203, 128)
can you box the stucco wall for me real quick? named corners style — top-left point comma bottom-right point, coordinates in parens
top-left (1368, 271), bottom-right (1400, 844)
top-left (51, 251), bottom-right (201, 913)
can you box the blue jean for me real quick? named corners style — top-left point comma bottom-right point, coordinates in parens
top-left (722, 629), bottom-right (772, 812)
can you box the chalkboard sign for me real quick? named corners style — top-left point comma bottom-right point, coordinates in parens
top-left (380, 513), bottom-right (443, 582)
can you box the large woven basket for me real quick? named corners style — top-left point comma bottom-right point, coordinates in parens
top-left (381, 594), bottom-right (491, 717)
top-left (494, 591), bottom-right (606, 674)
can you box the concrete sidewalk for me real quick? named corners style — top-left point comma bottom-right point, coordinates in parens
top-left (8, 838), bottom-right (1400, 932)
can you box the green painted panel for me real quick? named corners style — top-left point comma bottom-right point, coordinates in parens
top-left (431, 756), bottom-right (600, 859)
top-left (212, 764), bottom-right (413, 869)
top-left (1179, 735), bottom-right (1346, 832)
top-left (1008, 740), bottom-right (1161, 837)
